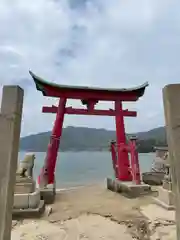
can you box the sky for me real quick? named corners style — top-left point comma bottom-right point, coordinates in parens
top-left (0, 0), bottom-right (179, 136)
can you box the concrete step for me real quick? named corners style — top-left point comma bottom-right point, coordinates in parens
top-left (12, 200), bottom-right (45, 219)
top-left (153, 197), bottom-right (175, 210)
top-left (153, 187), bottom-right (175, 210)
top-left (40, 187), bottom-right (56, 204)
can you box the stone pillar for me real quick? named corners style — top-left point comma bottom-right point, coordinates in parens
top-left (163, 84), bottom-right (180, 240)
top-left (0, 86), bottom-right (24, 240)
top-left (163, 159), bottom-right (172, 191)
top-left (154, 162), bottom-right (175, 210)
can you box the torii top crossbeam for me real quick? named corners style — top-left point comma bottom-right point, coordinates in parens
top-left (29, 71), bottom-right (148, 102)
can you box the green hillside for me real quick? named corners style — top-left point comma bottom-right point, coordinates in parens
top-left (136, 126), bottom-right (166, 141)
top-left (20, 126), bottom-right (167, 153)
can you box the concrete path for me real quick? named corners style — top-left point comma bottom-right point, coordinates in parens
top-left (141, 204), bottom-right (176, 239)
top-left (11, 185), bottom-right (178, 239)
top-left (12, 215), bottom-right (132, 240)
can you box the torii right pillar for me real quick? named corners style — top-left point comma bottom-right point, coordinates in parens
top-left (163, 84), bottom-right (180, 240)
top-left (107, 103), bottom-right (152, 197)
top-left (115, 100), bottom-right (131, 181)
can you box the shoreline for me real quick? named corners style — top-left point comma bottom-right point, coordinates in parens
top-left (19, 150), bottom-right (155, 153)
top-left (56, 181), bottom-right (105, 192)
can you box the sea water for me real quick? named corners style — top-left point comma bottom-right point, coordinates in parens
top-left (18, 152), bottom-right (154, 188)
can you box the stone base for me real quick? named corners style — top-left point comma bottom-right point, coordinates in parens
top-left (162, 180), bottom-right (172, 191)
top-left (13, 189), bottom-right (41, 209)
top-left (15, 177), bottom-right (35, 194)
top-left (12, 200), bottom-right (45, 219)
top-left (40, 184), bottom-right (56, 204)
top-left (107, 177), bottom-right (151, 198)
top-left (142, 172), bottom-right (164, 185)
top-left (15, 181), bottom-right (35, 194)
top-left (153, 186), bottom-right (175, 210)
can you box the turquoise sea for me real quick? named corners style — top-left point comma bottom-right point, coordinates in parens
top-left (18, 152), bottom-right (155, 188)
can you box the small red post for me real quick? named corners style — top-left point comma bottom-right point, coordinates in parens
top-left (115, 101), bottom-right (132, 181)
top-left (110, 140), bottom-right (118, 178)
top-left (129, 136), bottom-right (140, 184)
top-left (38, 98), bottom-right (67, 186)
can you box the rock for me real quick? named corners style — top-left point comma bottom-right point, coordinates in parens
top-left (12, 220), bottom-right (18, 228)
top-left (45, 206), bottom-right (52, 216)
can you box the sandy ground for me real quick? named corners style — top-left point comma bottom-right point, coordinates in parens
top-left (11, 184), bottom-right (177, 240)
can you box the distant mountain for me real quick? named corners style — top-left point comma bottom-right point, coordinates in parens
top-left (136, 126), bottom-right (166, 142)
top-left (20, 126), bottom-right (167, 153)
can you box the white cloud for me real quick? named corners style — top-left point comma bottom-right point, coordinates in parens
top-left (0, 0), bottom-right (179, 136)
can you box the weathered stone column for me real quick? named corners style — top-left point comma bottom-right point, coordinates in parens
top-left (0, 86), bottom-right (24, 240)
top-left (163, 84), bottom-right (180, 239)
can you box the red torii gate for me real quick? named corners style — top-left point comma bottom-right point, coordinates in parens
top-left (29, 71), bottom-right (148, 187)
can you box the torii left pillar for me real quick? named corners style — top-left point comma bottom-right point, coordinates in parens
top-left (38, 98), bottom-right (67, 188)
